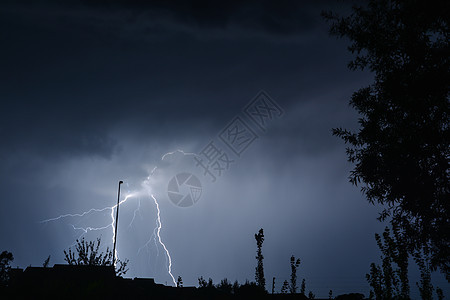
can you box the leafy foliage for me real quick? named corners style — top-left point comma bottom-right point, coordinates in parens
top-left (436, 287), bottom-right (444, 300)
top-left (63, 237), bottom-right (128, 276)
top-left (414, 246), bottom-right (433, 300)
top-left (366, 226), bottom-right (410, 300)
top-left (323, 0), bottom-right (450, 278)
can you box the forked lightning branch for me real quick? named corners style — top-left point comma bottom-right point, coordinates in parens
top-left (39, 150), bottom-right (196, 286)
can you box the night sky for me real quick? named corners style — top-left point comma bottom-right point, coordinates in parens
top-left (0, 1), bottom-right (447, 298)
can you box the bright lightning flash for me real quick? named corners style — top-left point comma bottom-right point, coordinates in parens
top-left (152, 194), bottom-right (175, 285)
top-left (41, 193), bottom-right (135, 252)
top-left (40, 149), bottom-right (194, 286)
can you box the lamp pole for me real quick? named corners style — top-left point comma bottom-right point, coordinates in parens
top-left (113, 180), bottom-right (123, 265)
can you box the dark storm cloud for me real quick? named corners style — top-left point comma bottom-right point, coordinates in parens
top-left (84, 0), bottom-right (319, 35)
top-left (2, 0), bottom-right (328, 37)
top-left (0, 0), bottom-right (355, 160)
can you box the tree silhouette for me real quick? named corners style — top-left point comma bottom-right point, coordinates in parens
top-left (63, 237), bottom-right (128, 276)
top-left (290, 255), bottom-right (301, 294)
top-left (207, 278), bottom-right (214, 289)
top-left (197, 276), bottom-right (214, 289)
top-left (234, 280), bottom-right (266, 297)
top-left (0, 251), bottom-right (13, 287)
top-left (254, 228), bottom-right (265, 290)
top-left (300, 278), bottom-right (306, 295)
top-left (366, 226), bottom-right (410, 299)
top-left (281, 280), bottom-right (289, 294)
top-left (232, 280), bottom-right (240, 295)
top-left (198, 276), bottom-right (208, 288)
top-left (436, 287), bottom-right (444, 300)
top-left (176, 276), bottom-right (183, 287)
top-left (216, 278), bottom-right (232, 294)
top-left (323, 0), bottom-right (449, 279)
top-left (414, 245), bottom-right (434, 300)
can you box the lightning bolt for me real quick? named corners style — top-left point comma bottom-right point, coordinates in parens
top-left (136, 149), bottom-right (197, 285)
top-left (40, 148), bottom-right (195, 287)
top-left (151, 194), bottom-right (176, 285)
top-left (161, 149), bottom-right (197, 161)
top-left (128, 197), bottom-right (142, 229)
top-left (41, 194), bottom-right (135, 252)
top-left (40, 207), bottom-right (112, 223)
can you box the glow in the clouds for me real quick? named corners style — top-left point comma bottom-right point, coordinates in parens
top-left (40, 149), bottom-right (194, 286)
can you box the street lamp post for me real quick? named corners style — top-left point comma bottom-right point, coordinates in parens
top-left (113, 180), bottom-right (123, 265)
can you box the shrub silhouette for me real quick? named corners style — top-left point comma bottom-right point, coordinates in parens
top-left (64, 237), bottom-right (128, 276)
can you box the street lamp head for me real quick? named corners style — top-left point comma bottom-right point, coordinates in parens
top-left (119, 181), bottom-right (123, 185)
